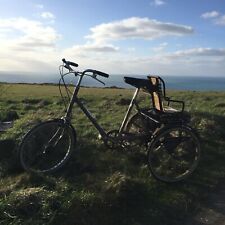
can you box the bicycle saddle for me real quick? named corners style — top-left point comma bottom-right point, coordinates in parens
top-left (124, 77), bottom-right (158, 92)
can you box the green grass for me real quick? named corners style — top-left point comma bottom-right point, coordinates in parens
top-left (0, 83), bottom-right (225, 225)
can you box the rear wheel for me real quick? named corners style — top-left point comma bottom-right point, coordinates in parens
top-left (19, 120), bottom-right (75, 174)
top-left (124, 112), bottom-right (158, 147)
top-left (147, 125), bottom-right (200, 182)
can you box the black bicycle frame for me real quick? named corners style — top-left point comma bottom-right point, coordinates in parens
top-left (63, 74), bottom-right (140, 140)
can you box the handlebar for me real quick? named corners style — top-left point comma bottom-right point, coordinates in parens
top-left (62, 58), bottom-right (78, 67)
top-left (61, 58), bottom-right (109, 85)
top-left (62, 58), bottom-right (78, 71)
top-left (83, 69), bottom-right (109, 78)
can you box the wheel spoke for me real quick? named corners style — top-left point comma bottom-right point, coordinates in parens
top-left (19, 120), bottom-right (75, 173)
top-left (148, 126), bottom-right (200, 182)
top-left (124, 112), bottom-right (158, 149)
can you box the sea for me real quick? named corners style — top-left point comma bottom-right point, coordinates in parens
top-left (83, 75), bottom-right (225, 91)
top-left (0, 73), bottom-right (225, 91)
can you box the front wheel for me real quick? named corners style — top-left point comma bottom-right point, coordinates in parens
top-left (147, 125), bottom-right (201, 183)
top-left (19, 119), bottom-right (76, 174)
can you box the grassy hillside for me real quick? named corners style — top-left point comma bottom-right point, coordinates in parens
top-left (0, 83), bottom-right (225, 225)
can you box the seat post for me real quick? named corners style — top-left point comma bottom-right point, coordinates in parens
top-left (119, 88), bottom-right (140, 133)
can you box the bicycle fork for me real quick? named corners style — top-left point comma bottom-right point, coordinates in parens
top-left (43, 127), bottom-right (65, 153)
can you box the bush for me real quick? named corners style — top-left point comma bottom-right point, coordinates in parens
top-left (0, 111), bottom-right (19, 122)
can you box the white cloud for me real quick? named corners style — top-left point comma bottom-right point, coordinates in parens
top-left (127, 47), bottom-right (136, 52)
top-left (64, 17), bottom-right (193, 61)
top-left (86, 17), bottom-right (193, 44)
top-left (215, 15), bottom-right (225, 25)
top-left (41, 12), bottom-right (55, 20)
top-left (201, 11), bottom-right (225, 26)
top-left (167, 48), bottom-right (225, 58)
top-left (62, 47), bottom-right (225, 76)
top-left (115, 47), bottom-right (225, 75)
top-left (0, 17), bottom-right (60, 72)
top-left (64, 43), bottom-right (119, 56)
top-left (201, 11), bottom-right (219, 19)
top-left (64, 17), bottom-right (193, 65)
top-left (40, 12), bottom-right (56, 23)
top-left (160, 48), bottom-right (225, 75)
top-left (152, 42), bottom-right (168, 52)
top-left (0, 17), bottom-right (60, 51)
top-left (151, 0), bottom-right (166, 6)
top-left (0, 16), bottom-right (224, 77)
top-left (75, 43), bottom-right (118, 52)
top-left (35, 4), bottom-right (44, 9)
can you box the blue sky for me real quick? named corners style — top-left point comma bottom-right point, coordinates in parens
top-left (0, 0), bottom-right (225, 76)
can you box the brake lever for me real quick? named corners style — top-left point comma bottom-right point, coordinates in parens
top-left (94, 77), bottom-right (105, 85)
top-left (64, 64), bottom-right (71, 71)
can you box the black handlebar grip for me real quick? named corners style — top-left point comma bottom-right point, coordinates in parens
top-left (62, 58), bottom-right (78, 67)
top-left (69, 61), bottom-right (78, 67)
top-left (95, 70), bottom-right (109, 78)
